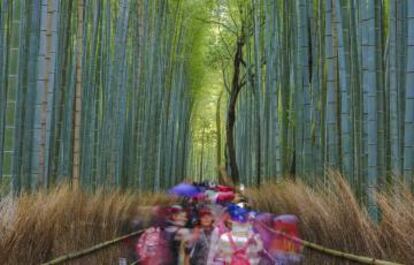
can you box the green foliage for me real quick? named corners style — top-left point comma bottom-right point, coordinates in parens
top-left (180, 0), bottom-right (217, 102)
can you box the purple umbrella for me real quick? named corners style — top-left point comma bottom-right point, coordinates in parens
top-left (168, 183), bottom-right (201, 197)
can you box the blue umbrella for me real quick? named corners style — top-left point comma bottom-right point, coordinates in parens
top-left (168, 183), bottom-right (201, 197)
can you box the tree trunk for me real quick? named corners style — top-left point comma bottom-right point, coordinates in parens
top-left (252, 0), bottom-right (262, 186)
top-left (3, 0), bottom-right (21, 187)
top-left (361, 0), bottom-right (379, 221)
top-left (388, 0), bottom-right (401, 179)
top-left (72, 0), bottom-right (83, 187)
top-left (199, 127), bottom-right (205, 182)
top-left (335, 0), bottom-right (353, 183)
top-left (31, 0), bottom-right (58, 188)
top-left (216, 90), bottom-right (223, 177)
top-left (325, 0), bottom-right (339, 170)
top-left (403, 0), bottom-right (414, 190)
top-left (226, 36), bottom-right (244, 185)
top-left (0, 0), bottom-right (7, 181)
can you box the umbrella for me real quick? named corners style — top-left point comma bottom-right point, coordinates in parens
top-left (168, 183), bottom-right (201, 197)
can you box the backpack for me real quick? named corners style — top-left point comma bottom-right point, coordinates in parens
top-left (136, 227), bottom-right (170, 263)
top-left (227, 233), bottom-right (251, 265)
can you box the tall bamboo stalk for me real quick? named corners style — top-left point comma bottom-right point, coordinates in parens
top-left (72, 0), bottom-right (84, 187)
top-left (403, 0), bottom-right (414, 190)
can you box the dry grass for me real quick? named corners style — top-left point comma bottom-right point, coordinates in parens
top-left (0, 185), bottom-right (172, 265)
top-left (0, 175), bottom-right (413, 265)
top-left (247, 174), bottom-right (413, 264)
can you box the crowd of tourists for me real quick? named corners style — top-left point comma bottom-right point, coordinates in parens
top-left (123, 182), bottom-right (303, 265)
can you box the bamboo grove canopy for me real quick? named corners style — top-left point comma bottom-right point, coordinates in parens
top-left (1, 0), bottom-right (414, 216)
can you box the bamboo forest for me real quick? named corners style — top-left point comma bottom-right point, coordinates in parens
top-left (1, 0), bottom-right (414, 264)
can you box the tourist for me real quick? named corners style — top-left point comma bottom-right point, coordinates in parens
top-left (208, 205), bottom-right (263, 265)
top-left (186, 207), bottom-right (215, 265)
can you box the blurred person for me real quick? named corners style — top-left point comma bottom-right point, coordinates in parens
top-left (135, 206), bottom-right (172, 265)
top-left (252, 212), bottom-right (276, 265)
top-left (207, 204), bottom-right (232, 265)
top-left (164, 204), bottom-right (194, 265)
top-left (209, 206), bottom-right (263, 265)
top-left (136, 205), bottom-right (195, 265)
top-left (267, 215), bottom-right (303, 265)
top-left (186, 207), bottom-right (215, 265)
top-left (121, 213), bottom-right (144, 262)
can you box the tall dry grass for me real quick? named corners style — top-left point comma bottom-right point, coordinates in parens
top-left (1, 175), bottom-right (413, 265)
top-left (0, 186), bottom-right (172, 265)
top-left (247, 174), bottom-right (414, 264)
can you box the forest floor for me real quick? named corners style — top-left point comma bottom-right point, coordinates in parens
top-left (0, 176), bottom-right (413, 265)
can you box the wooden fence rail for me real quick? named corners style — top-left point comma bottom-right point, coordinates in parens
top-left (41, 223), bottom-right (404, 265)
top-left (41, 230), bottom-right (143, 265)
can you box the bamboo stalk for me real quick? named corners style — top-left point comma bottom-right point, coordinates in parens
top-left (71, 0), bottom-right (84, 187)
top-left (41, 230), bottom-right (143, 265)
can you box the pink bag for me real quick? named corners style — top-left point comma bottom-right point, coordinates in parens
top-left (135, 227), bottom-right (170, 265)
top-left (228, 234), bottom-right (251, 265)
